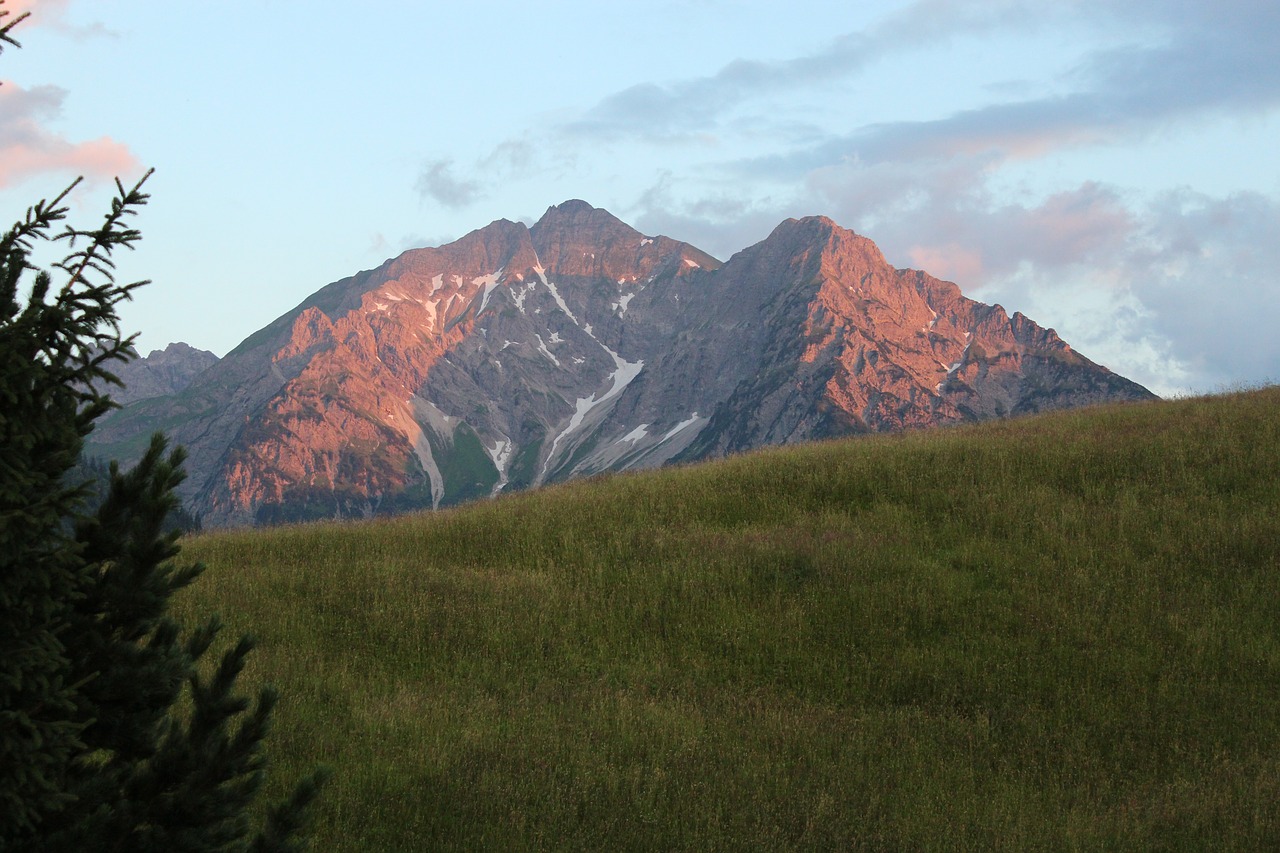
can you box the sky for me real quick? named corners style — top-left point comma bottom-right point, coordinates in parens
top-left (2, 0), bottom-right (1278, 397)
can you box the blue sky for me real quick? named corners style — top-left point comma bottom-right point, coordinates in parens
top-left (2, 0), bottom-right (1278, 396)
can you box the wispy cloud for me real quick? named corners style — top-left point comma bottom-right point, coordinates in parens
top-left (562, 0), bottom-right (1097, 144)
top-left (0, 81), bottom-right (138, 188)
top-left (415, 158), bottom-right (482, 210)
top-left (832, 5), bottom-right (1275, 168)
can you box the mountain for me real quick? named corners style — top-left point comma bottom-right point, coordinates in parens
top-left (97, 342), bottom-right (220, 405)
top-left (87, 201), bottom-right (1156, 526)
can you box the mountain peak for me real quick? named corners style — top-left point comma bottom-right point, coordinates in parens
top-left (533, 199), bottom-right (635, 236)
top-left (768, 214), bottom-right (876, 251)
top-left (529, 200), bottom-right (657, 278)
top-left (543, 198), bottom-right (596, 216)
top-left (94, 341), bottom-right (219, 406)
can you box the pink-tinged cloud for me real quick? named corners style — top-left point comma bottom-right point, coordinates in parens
top-left (4, 1), bottom-right (111, 40)
top-left (0, 80), bottom-right (139, 187)
top-left (908, 244), bottom-right (986, 284)
top-left (0, 138), bottom-right (137, 188)
top-left (1002, 183), bottom-right (1136, 270)
top-left (4, 0), bottom-right (70, 29)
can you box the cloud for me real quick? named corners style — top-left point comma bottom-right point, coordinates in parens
top-left (626, 173), bottom-right (793, 261)
top-left (0, 81), bottom-right (138, 188)
top-left (481, 139), bottom-right (535, 173)
top-left (414, 159), bottom-right (482, 209)
top-left (562, 1), bottom-right (1101, 144)
top-left (411, 137), bottom-right (579, 215)
top-left (852, 5), bottom-right (1279, 167)
top-left (3, 0), bottom-right (114, 40)
top-left (813, 1), bottom-right (1276, 179)
top-left (1122, 189), bottom-right (1280, 389)
top-left (798, 155), bottom-right (1141, 290)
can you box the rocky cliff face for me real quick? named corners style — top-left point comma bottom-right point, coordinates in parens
top-left (88, 201), bottom-right (1156, 526)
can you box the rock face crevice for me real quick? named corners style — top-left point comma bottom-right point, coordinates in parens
top-left (89, 201), bottom-right (1156, 526)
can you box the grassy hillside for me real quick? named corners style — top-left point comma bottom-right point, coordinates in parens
top-left (177, 387), bottom-right (1280, 851)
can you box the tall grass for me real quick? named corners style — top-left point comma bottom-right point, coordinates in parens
top-left (177, 387), bottom-right (1280, 850)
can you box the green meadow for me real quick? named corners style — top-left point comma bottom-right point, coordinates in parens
top-left (178, 387), bottom-right (1280, 850)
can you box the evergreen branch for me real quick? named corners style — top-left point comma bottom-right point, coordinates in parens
top-left (0, 4), bottom-right (30, 53)
top-left (250, 767), bottom-right (331, 853)
top-left (53, 168), bottom-right (154, 298)
top-left (0, 179), bottom-right (79, 260)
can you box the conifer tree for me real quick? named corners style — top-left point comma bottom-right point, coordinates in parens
top-left (1, 6), bottom-right (324, 849)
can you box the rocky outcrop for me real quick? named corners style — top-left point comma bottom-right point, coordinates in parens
top-left (88, 202), bottom-right (1156, 526)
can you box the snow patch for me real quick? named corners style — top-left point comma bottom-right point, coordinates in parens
top-left (611, 292), bottom-right (636, 315)
top-left (543, 278), bottom-right (578, 325)
top-left (619, 424), bottom-right (650, 444)
top-left (641, 237), bottom-right (654, 246)
top-left (532, 260), bottom-right (581, 325)
top-left (485, 438), bottom-right (513, 495)
top-left (540, 344), bottom-right (644, 480)
top-left (472, 269), bottom-right (503, 315)
top-left (660, 413), bottom-right (701, 443)
top-left (549, 331), bottom-right (563, 344)
top-left (683, 258), bottom-right (700, 269)
top-left (420, 298), bottom-right (440, 332)
top-left (512, 281), bottom-right (535, 313)
top-left (941, 343), bottom-right (970, 378)
top-left (486, 439), bottom-right (511, 471)
top-left (430, 274), bottom-right (444, 294)
top-left (389, 396), bottom-right (460, 509)
top-left (534, 334), bottom-right (560, 366)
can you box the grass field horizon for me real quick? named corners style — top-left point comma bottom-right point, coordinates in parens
top-left (178, 387), bottom-right (1280, 850)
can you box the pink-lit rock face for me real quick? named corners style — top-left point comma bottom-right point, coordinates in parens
top-left (90, 201), bottom-right (1155, 526)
